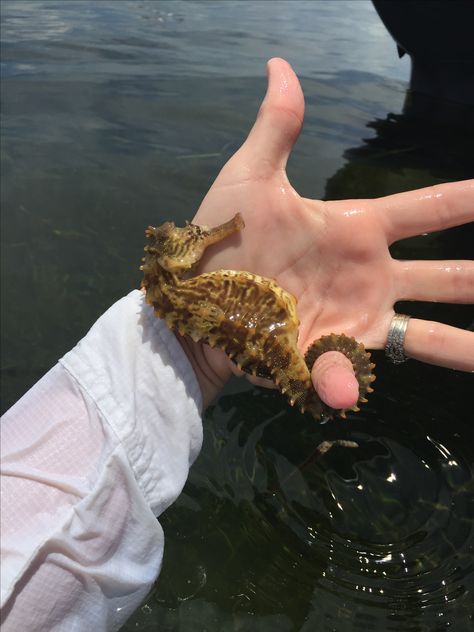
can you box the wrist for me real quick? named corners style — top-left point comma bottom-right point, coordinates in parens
top-left (175, 334), bottom-right (233, 409)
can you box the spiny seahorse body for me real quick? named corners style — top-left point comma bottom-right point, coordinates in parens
top-left (141, 213), bottom-right (375, 420)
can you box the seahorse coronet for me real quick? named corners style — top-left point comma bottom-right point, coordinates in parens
top-left (141, 213), bottom-right (376, 421)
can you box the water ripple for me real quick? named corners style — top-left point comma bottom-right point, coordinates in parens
top-left (137, 383), bottom-right (474, 631)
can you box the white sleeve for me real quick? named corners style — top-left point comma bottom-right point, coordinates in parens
top-left (0, 290), bottom-right (203, 631)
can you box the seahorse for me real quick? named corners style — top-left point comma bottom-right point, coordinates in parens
top-left (140, 213), bottom-right (375, 420)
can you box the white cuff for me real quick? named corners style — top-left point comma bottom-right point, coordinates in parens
top-left (60, 290), bottom-right (203, 516)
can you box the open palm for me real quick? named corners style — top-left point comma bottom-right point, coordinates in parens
top-left (191, 58), bottom-right (474, 406)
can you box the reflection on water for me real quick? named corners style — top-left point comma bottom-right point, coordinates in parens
top-left (125, 368), bottom-right (474, 631)
top-left (1, 1), bottom-right (473, 631)
top-left (121, 353), bottom-right (474, 630)
top-left (1, 0), bottom-right (409, 81)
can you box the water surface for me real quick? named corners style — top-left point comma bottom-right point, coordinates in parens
top-left (1, 2), bottom-right (473, 630)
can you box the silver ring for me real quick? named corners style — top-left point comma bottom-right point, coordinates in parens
top-left (385, 314), bottom-right (411, 364)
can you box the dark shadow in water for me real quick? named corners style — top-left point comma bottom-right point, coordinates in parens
top-left (325, 89), bottom-right (474, 200)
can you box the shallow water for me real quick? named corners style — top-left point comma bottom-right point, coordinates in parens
top-left (1, 1), bottom-right (474, 630)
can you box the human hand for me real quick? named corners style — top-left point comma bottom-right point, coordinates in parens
top-left (182, 58), bottom-right (474, 410)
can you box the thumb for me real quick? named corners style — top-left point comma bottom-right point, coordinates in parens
top-left (311, 351), bottom-right (359, 410)
top-left (240, 57), bottom-right (305, 174)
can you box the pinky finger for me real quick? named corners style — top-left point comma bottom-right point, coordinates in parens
top-left (404, 318), bottom-right (474, 371)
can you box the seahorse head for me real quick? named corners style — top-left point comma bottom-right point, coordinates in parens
top-left (144, 221), bottom-right (209, 273)
top-left (143, 213), bottom-right (244, 274)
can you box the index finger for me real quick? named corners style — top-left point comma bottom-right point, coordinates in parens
top-left (376, 179), bottom-right (474, 244)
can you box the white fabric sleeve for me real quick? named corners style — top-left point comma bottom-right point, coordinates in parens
top-left (0, 290), bottom-right (203, 631)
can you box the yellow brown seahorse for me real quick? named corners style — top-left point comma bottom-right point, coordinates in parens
top-left (140, 213), bottom-right (375, 420)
